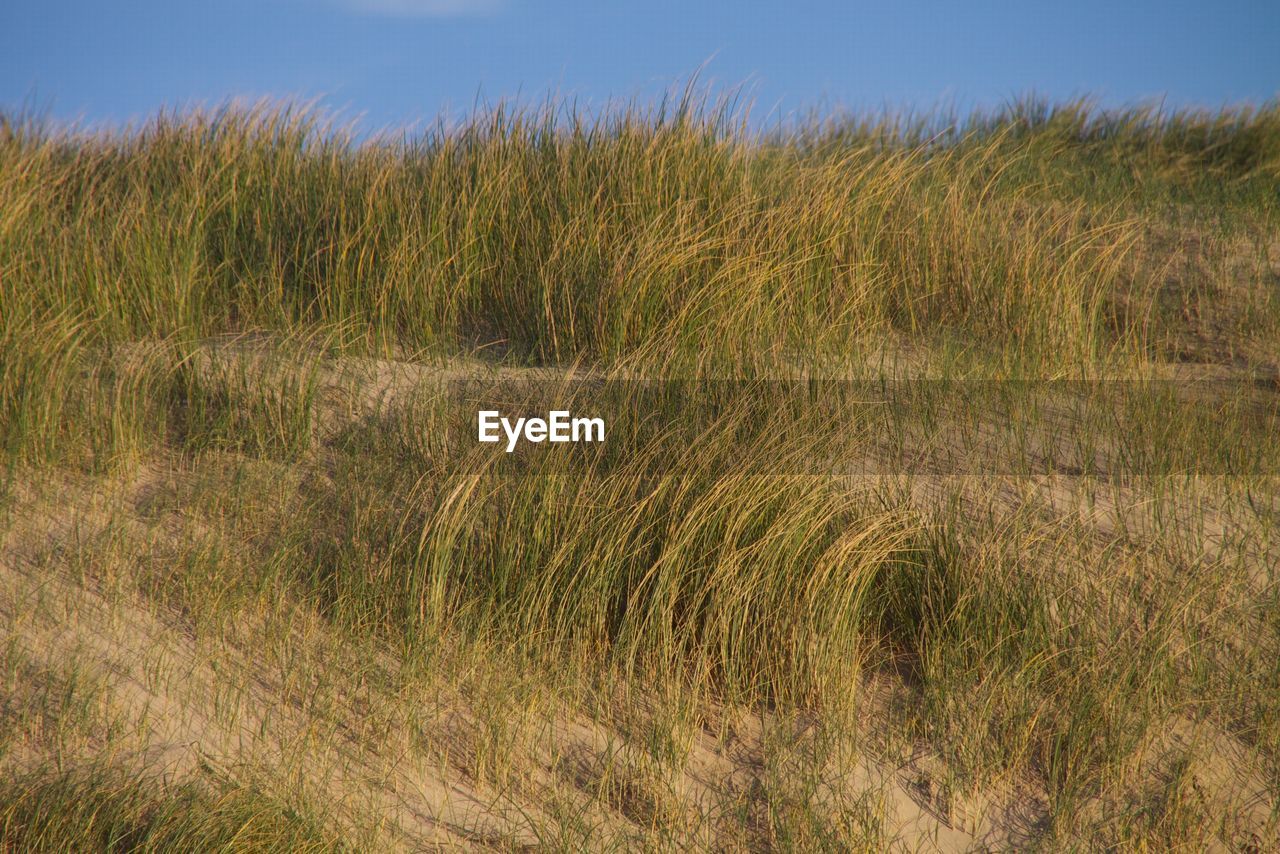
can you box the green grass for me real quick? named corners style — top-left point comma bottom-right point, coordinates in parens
top-left (2, 90), bottom-right (1279, 849)
top-left (0, 764), bottom-right (342, 852)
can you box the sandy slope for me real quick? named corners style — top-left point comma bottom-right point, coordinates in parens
top-left (3, 343), bottom-right (1277, 849)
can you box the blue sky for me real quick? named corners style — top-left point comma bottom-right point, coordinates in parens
top-left (3, 1), bottom-right (1278, 132)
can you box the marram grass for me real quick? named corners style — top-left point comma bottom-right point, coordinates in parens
top-left (2, 92), bottom-right (1279, 849)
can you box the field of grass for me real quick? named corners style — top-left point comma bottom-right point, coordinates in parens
top-left (2, 90), bottom-right (1279, 850)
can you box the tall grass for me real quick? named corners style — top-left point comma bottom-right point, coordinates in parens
top-left (302, 400), bottom-right (936, 705)
top-left (6, 92), bottom-right (1279, 466)
top-left (0, 764), bottom-right (341, 851)
top-left (3, 91), bottom-right (1279, 846)
top-left (0, 96), bottom-right (1197, 361)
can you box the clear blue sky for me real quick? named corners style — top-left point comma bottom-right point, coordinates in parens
top-left (3, 1), bottom-right (1278, 132)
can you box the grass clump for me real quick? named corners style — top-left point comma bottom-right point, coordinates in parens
top-left (0, 765), bottom-right (342, 852)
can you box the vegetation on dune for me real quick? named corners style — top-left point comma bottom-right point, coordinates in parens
top-left (1, 91), bottom-right (1278, 848)
top-left (0, 94), bottom-right (1270, 358)
top-left (4, 94), bottom-right (1278, 461)
top-left (0, 765), bottom-right (340, 852)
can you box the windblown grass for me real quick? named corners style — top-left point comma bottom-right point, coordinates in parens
top-left (2, 89), bottom-right (1279, 849)
top-left (0, 764), bottom-right (341, 852)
